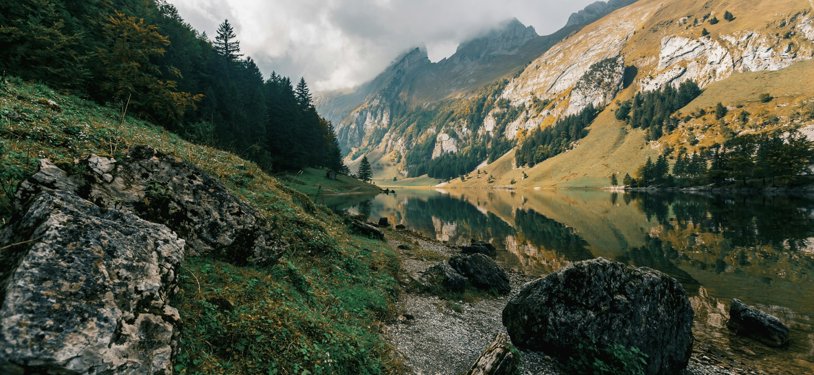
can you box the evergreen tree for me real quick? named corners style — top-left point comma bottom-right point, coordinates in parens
top-left (715, 103), bottom-right (728, 119)
top-left (358, 156), bottom-right (373, 182)
top-left (623, 173), bottom-right (634, 187)
top-left (611, 173), bottom-right (618, 186)
top-left (640, 158), bottom-right (654, 185)
top-left (214, 19), bottom-right (241, 61)
top-left (654, 154), bottom-right (670, 185)
top-left (295, 78), bottom-right (313, 109)
top-left (723, 11), bottom-right (735, 22)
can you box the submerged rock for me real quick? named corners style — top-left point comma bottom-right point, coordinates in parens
top-left (461, 241), bottom-right (497, 257)
top-left (467, 333), bottom-right (521, 375)
top-left (0, 190), bottom-right (184, 374)
top-left (502, 258), bottom-right (693, 375)
top-left (728, 299), bottom-right (790, 347)
top-left (16, 146), bottom-right (286, 265)
top-left (449, 254), bottom-right (511, 295)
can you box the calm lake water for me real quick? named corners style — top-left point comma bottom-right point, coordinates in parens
top-left (334, 188), bottom-right (814, 373)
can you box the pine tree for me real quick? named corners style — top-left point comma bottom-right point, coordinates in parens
top-left (358, 156), bottom-right (373, 182)
top-left (723, 11), bottom-right (735, 22)
top-left (214, 19), bottom-right (241, 61)
top-left (715, 103), bottom-right (728, 119)
top-left (640, 158), bottom-right (654, 186)
top-left (611, 173), bottom-right (618, 186)
top-left (295, 78), bottom-right (313, 109)
top-left (623, 173), bottom-right (634, 187)
top-left (654, 155), bottom-right (670, 185)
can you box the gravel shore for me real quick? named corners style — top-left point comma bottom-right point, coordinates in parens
top-left (383, 228), bottom-right (754, 375)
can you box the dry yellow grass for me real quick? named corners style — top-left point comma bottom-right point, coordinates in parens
top-left (445, 0), bottom-right (814, 189)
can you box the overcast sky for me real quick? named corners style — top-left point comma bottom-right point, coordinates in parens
top-left (168, 0), bottom-right (597, 92)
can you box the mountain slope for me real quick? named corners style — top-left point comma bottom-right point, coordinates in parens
top-left (317, 0), bottom-right (639, 172)
top-left (447, 0), bottom-right (814, 189)
top-left (326, 0), bottom-right (814, 187)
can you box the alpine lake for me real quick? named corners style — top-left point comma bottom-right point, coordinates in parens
top-left (326, 188), bottom-right (814, 374)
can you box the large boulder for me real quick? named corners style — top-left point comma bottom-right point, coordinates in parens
top-left (449, 254), bottom-right (511, 295)
top-left (728, 299), bottom-right (790, 347)
top-left (461, 241), bottom-right (497, 257)
top-left (467, 333), bottom-right (521, 375)
top-left (16, 146), bottom-right (286, 265)
top-left (420, 263), bottom-right (468, 293)
top-left (0, 190), bottom-right (185, 374)
top-left (502, 258), bottom-right (693, 375)
top-left (349, 220), bottom-right (385, 241)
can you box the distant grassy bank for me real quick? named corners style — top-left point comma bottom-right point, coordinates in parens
top-left (280, 167), bottom-right (382, 197)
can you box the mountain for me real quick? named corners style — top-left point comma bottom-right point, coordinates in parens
top-left (320, 0), bottom-right (814, 188)
top-left (317, 0), bottom-right (642, 175)
top-left (566, 0), bottom-right (638, 27)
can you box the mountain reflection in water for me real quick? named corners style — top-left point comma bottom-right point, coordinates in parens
top-left (337, 188), bottom-right (814, 372)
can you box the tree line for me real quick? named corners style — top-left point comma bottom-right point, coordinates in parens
top-left (621, 130), bottom-right (814, 188)
top-left (0, 0), bottom-right (343, 173)
top-left (615, 81), bottom-right (702, 141)
top-left (515, 105), bottom-right (600, 167)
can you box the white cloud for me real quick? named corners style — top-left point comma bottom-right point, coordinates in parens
top-left (168, 0), bottom-right (597, 91)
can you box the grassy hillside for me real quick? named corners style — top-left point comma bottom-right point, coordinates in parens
top-left (281, 167), bottom-right (382, 196)
top-left (443, 0), bottom-right (814, 190)
top-left (0, 78), bottom-right (402, 374)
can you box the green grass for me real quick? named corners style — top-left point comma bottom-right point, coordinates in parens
top-left (0, 77), bottom-right (404, 374)
top-left (280, 167), bottom-right (382, 197)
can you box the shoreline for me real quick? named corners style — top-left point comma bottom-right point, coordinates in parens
top-left (381, 226), bottom-right (762, 375)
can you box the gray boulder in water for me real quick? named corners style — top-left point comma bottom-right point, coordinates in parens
top-left (502, 258), bottom-right (693, 375)
top-left (728, 299), bottom-right (790, 347)
top-left (0, 190), bottom-right (185, 374)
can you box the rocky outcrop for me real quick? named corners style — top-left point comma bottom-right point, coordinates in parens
top-left (0, 190), bottom-right (184, 374)
top-left (565, 0), bottom-right (638, 28)
top-left (642, 29), bottom-right (811, 92)
top-left (461, 241), bottom-right (497, 257)
top-left (449, 254), bottom-right (511, 295)
top-left (727, 299), bottom-right (790, 347)
top-left (420, 263), bottom-right (468, 293)
top-left (502, 258), bottom-right (693, 375)
top-left (466, 333), bottom-right (521, 375)
top-left (16, 147), bottom-right (286, 265)
top-left (566, 56), bottom-right (625, 115)
top-left (350, 220), bottom-right (385, 241)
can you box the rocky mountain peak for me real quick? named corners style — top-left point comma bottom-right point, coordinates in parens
top-left (566, 0), bottom-right (638, 27)
top-left (391, 46), bottom-right (431, 70)
top-left (449, 18), bottom-right (539, 61)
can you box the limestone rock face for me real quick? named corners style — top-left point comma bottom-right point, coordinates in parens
top-left (728, 299), bottom-right (790, 347)
top-left (566, 56), bottom-right (625, 115)
top-left (0, 190), bottom-right (184, 374)
top-left (641, 30), bottom-right (810, 92)
top-left (17, 146), bottom-right (287, 265)
top-left (502, 258), bottom-right (694, 375)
